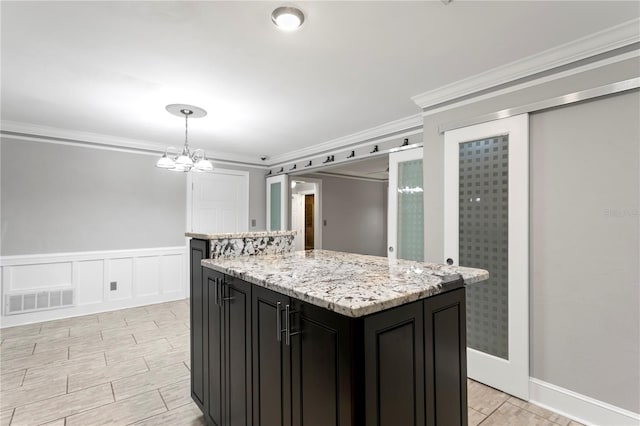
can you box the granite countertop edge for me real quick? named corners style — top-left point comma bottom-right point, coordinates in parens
top-left (186, 230), bottom-right (297, 239)
top-left (201, 250), bottom-right (488, 318)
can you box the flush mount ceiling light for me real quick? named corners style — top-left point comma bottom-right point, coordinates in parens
top-left (271, 6), bottom-right (304, 31)
top-left (156, 104), bottom-right (214, 173)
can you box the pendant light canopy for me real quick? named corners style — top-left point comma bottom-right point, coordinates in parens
top-left (156, 104), bottom-right (214, 173)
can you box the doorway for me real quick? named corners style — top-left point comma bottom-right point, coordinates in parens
top-left (290, 178), bottom-right (322, 250)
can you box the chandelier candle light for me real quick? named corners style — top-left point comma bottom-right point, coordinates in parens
top-left (156, 104), bottom-right (214, 173)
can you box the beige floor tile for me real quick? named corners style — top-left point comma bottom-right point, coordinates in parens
top-left (22, 352), bottom-right (106, 387)
top-left (159, 378), bottom-right (191, 410)
top-left (33, 331), bottom-right (102, 353)
top-left (1, 375), bottom-right (67, 410)
top-left (468, 407), bottom-right (486, 426)
top-left (40, 314), bottom-right (99, 331)
top-left (105, 338), bottom-right (172, 365)
top-left (1, 328), bottom-right (69, 350)
top-left (111, 361), bottom-right (190, 400)
top-left (0, 408), bottom-right (14, 426)
top-left (68, 318), bottom-right (127, 337)
top-left (145, 347), bottom-right (189, 370)
top-left (0, 342), bottom-right (35, 361)
top-left (11, 383), bottom-right (114, 426)
top-left (508, 397), bottom-right (573, 426)
top-left (168, 333), bottom-right (190, 349)
top-left (467, 379), bottom-right (510, 416)
top-left (68, 334), bottom-right (136, 359)
top-left (568, 421), bottom-right (585, 426)
top-left (68, 356), bottom-right (148, 392)
top-left (482, 401), bottom-right (557, 426)
top-left (0, 369), bottom-right (26, 390)
top-left (0, 347), bottom-right (69, 374)
top-left (39, 419), bottom-right (66, 426)
top-left (66, 390), bottom-right (166, 426)
top-left (133, 402), bottom-right (206, 426)
top-left (0, 323), bottom-right (42, 340)
top-left (134, 323), bottom-right (189, 344)
top-left (100, 321), bottom-right (159, 341)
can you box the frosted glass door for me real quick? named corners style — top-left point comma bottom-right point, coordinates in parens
top-left (388, 148), bottom-right (424, 261)
top-left (266, 175), bottom-right (288, 231)
top-left (444, 114), bottom-right (529, 400)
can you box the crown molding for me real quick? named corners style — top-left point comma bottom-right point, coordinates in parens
top-left (0, 120), bottom-right (266, 167)
top-left (267, 113), bottom-right (423, 165)
top-left (411, 18), bottom-right (640, 110)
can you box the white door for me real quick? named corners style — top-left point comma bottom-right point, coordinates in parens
top-left (266, 174), bottom-right (288, 231)
top-left (388, 148), bottom-right (424, 261)
top-left (444, 114), bottom-right (529, 399)
top-left (190, 169), bottom-right (249, 233)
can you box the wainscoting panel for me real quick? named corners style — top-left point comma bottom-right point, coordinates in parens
top-left (8, 262), bottom-right (72, 291)
top-left (0, 246), bottom-right (187, 328)
top-left (135, 256), bottom-right (161, 298)
top-left (77, 260), bottom-right (104, 305)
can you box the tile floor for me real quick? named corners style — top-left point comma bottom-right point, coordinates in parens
top-left (0, 299), bottom-right (582, 426)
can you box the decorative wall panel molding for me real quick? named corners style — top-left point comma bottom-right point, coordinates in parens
top-left (0, 246), bottom-right (187, 327)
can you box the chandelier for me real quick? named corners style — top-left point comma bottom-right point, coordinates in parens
top-left (156, 104), bottom-right (214, 173)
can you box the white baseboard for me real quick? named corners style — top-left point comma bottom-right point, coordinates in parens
top-left (529, 378), bottom-right (640, 426)
top-left (0, 246), bottom-right (188, 328)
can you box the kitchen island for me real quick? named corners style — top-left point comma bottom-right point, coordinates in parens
top-left (189, 242), bottom-right (488, 426)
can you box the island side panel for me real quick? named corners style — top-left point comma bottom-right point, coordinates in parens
top-left (424, 287), bottom-right (468, 426)
top-left (189, 238), bottom-right (210, 411)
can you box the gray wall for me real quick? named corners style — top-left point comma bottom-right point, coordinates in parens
top-left (1, 138), bottom-right (266, 256)
top-left (530, 91), bottom-right (639, 412)
top-left (422, 57), bottom-right (640, 411)
top-left (305, 174), bottom-right (387, 257)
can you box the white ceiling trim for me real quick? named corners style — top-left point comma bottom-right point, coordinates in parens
top-left (422, 48), bottom-right (640, 117)
top-left (267, 113), bottom-right (423, 165)
top-left (411, 18), bottom-right (640, 110)
top-left (0, 120), bottom-right (264, 166)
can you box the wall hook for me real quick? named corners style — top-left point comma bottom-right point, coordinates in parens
top-left (370, 145), bottom-right (379, 154)
top-left (278, 167), bottom-right (284, 173)
top-left (266, 170), bottom-right (272, 176)
top-left (401, 138), bottom-right (409, 147)
top-left (347, 151), bottom-right (355, 159)
top-left (289, 164), bottom-right (297, 171)
top-left (305, 160), bottom-right (312, 167)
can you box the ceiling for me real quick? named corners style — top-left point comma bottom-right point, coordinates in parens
top-left (1, 2), bottom-right (638, 164)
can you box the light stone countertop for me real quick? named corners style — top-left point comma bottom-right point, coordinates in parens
top-left (185, 230), bottom-right (296, 239)
top-left (202, 249), bottom-right (489, 318)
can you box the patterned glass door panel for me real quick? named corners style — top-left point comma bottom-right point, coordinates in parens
top-left (397, 159), bottom-right (424, 261)
top-left (459, 136), bottom-right (509, 360)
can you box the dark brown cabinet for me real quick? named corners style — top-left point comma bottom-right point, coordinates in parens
top-left (190, 239), bottom-right (469, 426)
top-left (201, 266), bottom-right (252, 426)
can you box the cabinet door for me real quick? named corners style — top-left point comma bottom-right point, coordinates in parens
top-left (364, 300), bottom-right (425, 426)
top-left (223, 276), bottom-right (252, 426)
top-left (252, 286), bottom-right (291, 426)
top-left (190, 239), bottom-right (209, 410)
top-left (291, 301), bottom-right (353, 426)
top-left (424, 288), bottom-right (467, 426)
top-left (205, 269), bottom-right (224, 426)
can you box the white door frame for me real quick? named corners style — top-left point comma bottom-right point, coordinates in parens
top-left (388, 147), bottom-right (424, 260)
top-left (444, 114), bottom-right (529, 400)
top-left (266, 174), bottom-right (289, 231)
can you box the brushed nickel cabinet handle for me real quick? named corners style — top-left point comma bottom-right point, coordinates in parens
top-left (276, 301), bottom-right (282, 342)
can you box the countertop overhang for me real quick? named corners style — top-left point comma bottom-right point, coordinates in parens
top-left (186, 230), bottom-right (296, 239)
top-left (202, 249), bottom-right (488, 318)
